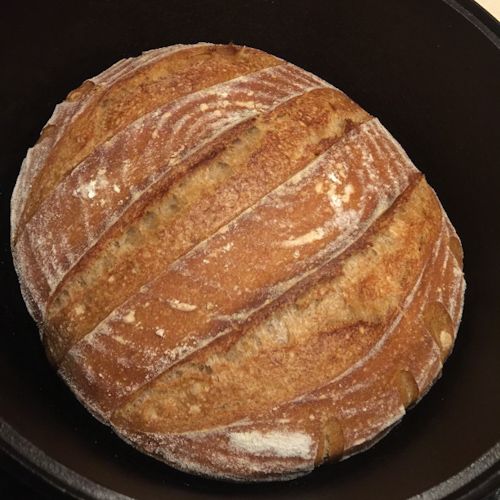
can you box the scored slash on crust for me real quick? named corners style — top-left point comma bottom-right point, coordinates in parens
top-left (11, 43), bottom-right (465, 481)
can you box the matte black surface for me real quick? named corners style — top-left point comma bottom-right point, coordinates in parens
top-left (0, 1), bottom-right (499, 499)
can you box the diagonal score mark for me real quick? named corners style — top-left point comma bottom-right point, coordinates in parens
top-left (135, 219), bottom-right (438, 443)
top-left (12, 43), bottom-right (215, 242)
top-left (59, 118), bottom-right (419, 422)
top-left (22, 66), bottom-right (325, 308)
top-left (45, 82), bottom-right (367, 365)
top-left (20, 65), bottom-right (331, 318)
top-left (96, 181), bottom-right (438, 483)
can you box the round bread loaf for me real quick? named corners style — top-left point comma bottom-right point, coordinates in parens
top-left (11, 43), bottom-right (465, 481)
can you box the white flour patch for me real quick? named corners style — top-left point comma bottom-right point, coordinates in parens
top-left (281, 227), bottom-right (325, 248)
top-left (73, 175), bottom-right (109, 199)
top-left (123, 310), bottom-right (136, 323)
top-left (166, 299), bottom-right (197, 312)
top-left (229, 431), bottom-right (313, 459)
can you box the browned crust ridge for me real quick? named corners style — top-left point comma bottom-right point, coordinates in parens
top-left (10, 43), bottom-right (465, 482)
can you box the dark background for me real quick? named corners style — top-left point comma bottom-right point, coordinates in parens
top-left (0, 0), bottom-right (499, 498)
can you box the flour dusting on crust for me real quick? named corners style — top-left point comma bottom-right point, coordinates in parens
top-left (229, 431), bottom-right (313, 459)
top-left (11, 43), bottom-right (465, 482)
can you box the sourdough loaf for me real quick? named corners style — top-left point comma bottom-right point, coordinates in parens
top-left (11, 43), bottom-right (465, 481)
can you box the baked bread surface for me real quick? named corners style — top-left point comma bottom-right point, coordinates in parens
top-left (11, 43), bottom-right (465, 481)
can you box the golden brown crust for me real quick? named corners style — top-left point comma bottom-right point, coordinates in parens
top-left (57, 118), bottom-right (420, 419)
top-left (14, 44), bottom-right (280, 241)
top-left (111, 176), bottom-right (439, 434)
top-left (11, 43), bottom-right (465, 481)
top-left (45, 87), bottom-right (369, 364)
top-left (13, 55), bottom-right (329, 323)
